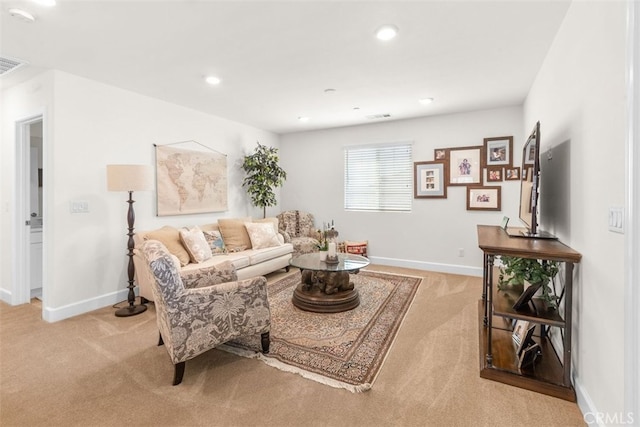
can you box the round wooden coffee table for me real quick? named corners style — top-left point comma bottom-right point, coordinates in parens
top-left (289, 252), bottom-right (370, 313)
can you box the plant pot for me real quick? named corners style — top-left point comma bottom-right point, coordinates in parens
top-left (319, 250), bottom-right (328, 261)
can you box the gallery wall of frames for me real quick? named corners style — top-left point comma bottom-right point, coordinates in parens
top-left (413, 136), bottom-right (517, 211)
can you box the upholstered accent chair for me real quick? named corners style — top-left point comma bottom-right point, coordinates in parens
top-left (276, 210), bottom-right (320, 257)
top-left (139, 240), bottom-right (271, 385)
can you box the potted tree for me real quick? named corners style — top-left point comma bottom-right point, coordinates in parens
top-left (498, 256), bottom-right (560, 309)
top-left (242, 142), bottom-right (287, 218)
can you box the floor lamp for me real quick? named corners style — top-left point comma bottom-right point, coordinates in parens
top-left (107, 164), bottom-right (153, 317)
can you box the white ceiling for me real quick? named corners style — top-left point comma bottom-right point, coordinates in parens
top-left (0, 0), bottom-right (571, 135)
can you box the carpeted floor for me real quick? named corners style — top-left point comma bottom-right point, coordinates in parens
top-left (0, 265), bottom-right (586, 426)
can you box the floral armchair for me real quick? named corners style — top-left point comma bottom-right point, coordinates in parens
top-left (139, 240), bottom-right (271, 385)
top-left (276, 210), bottom-right (320, 257)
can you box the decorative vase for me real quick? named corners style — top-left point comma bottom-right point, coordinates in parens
top-left (319, 250), bottom-right (328, 261)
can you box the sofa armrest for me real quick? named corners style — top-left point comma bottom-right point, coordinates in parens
top-left (179, 260), bottom-right (238, 289)
top-left (280, 230), bottom-right (292, 243)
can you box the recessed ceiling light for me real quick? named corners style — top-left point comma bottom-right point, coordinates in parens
top-left (298, 116), bottom-right (310, 122)
top-left (419, 98), bottom-right (434, 105)
top-left (9, 8), bottom-right (36, 23)
top-left (375, 25), bottom-right (398, 41)
top-left (205, 75), bottom-right (221, 85)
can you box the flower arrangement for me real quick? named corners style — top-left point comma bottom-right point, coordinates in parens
top-left (316, 220), bottom-right (338, 251)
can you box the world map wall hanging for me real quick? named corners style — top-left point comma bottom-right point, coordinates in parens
top-left (155, 142), bottom-right (228, 216)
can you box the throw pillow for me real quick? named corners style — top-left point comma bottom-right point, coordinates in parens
top-left (218, 218), bottom-right (252, 251)
top-left (144, 226), bottom-right (191, 266)
top-left (244, 222), bottom-right (282, 250)
top-left (179, 226), bottom-right (213, 264)
top-left (345, 240), bottom-right (368, 257)
top-left (253, 217), bottom-right (279, 234)
top-left (202, 230), bottom-right (228, 255)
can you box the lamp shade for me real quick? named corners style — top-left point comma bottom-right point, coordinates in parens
top-left (106, 164), bottom-right (153, 192)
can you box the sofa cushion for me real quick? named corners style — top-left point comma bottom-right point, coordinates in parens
top-left (179, 226), bottom-right (213, 264)
top-left (218, 217), bottom-right (252, 251)
top-left (144, 226), bottom-right (190, 266)
top-left (247, 243), bottom-right (294, 265)
top-left (202, 230), bottom-right (227, 255)
top-left (244, 222), bottom-right (282, 250)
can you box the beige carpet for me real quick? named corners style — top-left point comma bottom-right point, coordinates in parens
top-left (223, 270), bottom-right (421, 392)
top-left (0, 266), bottom-right (586, 426)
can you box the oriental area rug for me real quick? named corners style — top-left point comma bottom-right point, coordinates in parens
top-left (222, 270), bottom-right (422, 393)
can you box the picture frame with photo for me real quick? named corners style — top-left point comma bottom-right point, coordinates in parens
top-left (448, 145), bottom-right (483, 186)
top-left (505, 166), bottom-right (521, 181)
top-left (512, 320), bottom-right (536, 356)
top-left (483, 136), bottom-right (513, 167)
top-left (414, 161), bottom-right (448, 198)
top-left (486, 166), bottom-right (503, 182)
top-left (525, 141), bottom-right (537, 164)
top-left (434, 148), bottom-right (448, 161)
top-left (518, 342), bottom-right (541, 369)
top-left (466, 186), bottom-right (501, 211)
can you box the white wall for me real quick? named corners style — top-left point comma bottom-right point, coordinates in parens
top-left (524, 1), bottom-right (627, 422)
top-left (1, 70), bottom-right (279, 321)
top-left (280, 106), bottom-right (523, 274)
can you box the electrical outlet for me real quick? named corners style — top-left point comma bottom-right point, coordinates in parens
top-left (458, 248), bottom-right (465, 257)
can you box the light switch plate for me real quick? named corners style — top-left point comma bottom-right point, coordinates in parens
top-left (608, 207), bottom-right (624, 233)
top-left (70, 200), bottom-right (89, 214)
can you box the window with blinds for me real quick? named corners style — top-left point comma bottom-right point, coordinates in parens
top-left (344, 142), bottom-right (413, 212)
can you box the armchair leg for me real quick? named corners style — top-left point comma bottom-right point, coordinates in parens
top-left (285, 266), bottom-right (290, 272)
top-left (261, 332), bottom-right (270, 354)
top-left (173, 362), bottom-right (185, 386)
top-left (157, 332), bottom-right (164, 346)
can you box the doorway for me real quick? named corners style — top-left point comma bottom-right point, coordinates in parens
top-left (15, 115), bottom-right (44, 310)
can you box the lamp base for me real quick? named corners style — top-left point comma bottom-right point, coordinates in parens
top-left (115, 304), bottom-right (147, 317)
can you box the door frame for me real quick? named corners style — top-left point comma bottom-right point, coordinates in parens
top-left (14, 113), bottom-right (45, 311)
top-left (625, 0), bottom-right (639, 419)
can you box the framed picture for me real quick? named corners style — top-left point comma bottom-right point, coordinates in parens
top-left (414, 161), bottom-right (447, 198)
top-left (505, 167), bottom-right (520, 181)
top-left (486, 167), bottom-right (503, 182)
top-left (448, 145), bottom-right (483, 186)
top-left (525, 142), bottom-right (537, 164)
top-left (434, 148), bottom-right (448, 161)
top-left (483, 136), bottom-right (513, 167)
top-left (467, 186), bottom-right (501, 211)
top-left (512, 320), bottom-right (529, 344)
top-left (512, 281), bottom-right (543, 311)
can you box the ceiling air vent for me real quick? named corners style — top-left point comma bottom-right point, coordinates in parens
top-left (365, 113), bottom-right (391, 120)
top-left (0, 56), bottom-right (28, 76)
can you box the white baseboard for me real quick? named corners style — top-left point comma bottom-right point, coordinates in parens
top-left (368, 256), bottom-right (483, 277)
top-left (576, 378), bottom-right (599, 426)
top-left (43, 288), bottom-right (130, 322)
top-left (0, 287), bottom-right (11, 304)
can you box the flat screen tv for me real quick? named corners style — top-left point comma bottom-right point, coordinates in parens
top-left (517, 121), bottom-right (556, 239)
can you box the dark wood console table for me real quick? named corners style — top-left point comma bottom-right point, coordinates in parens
top-left (477, 225), bottom-right (581, 401)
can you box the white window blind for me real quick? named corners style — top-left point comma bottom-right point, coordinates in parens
top-left (344, 142), bottom-right (413, 212)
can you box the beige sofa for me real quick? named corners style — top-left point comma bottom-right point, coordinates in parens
top-left (133, 217), bottom-right (293, 302)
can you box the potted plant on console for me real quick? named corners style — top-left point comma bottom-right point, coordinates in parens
top-left (498, 256), bottom-right (560, 310)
